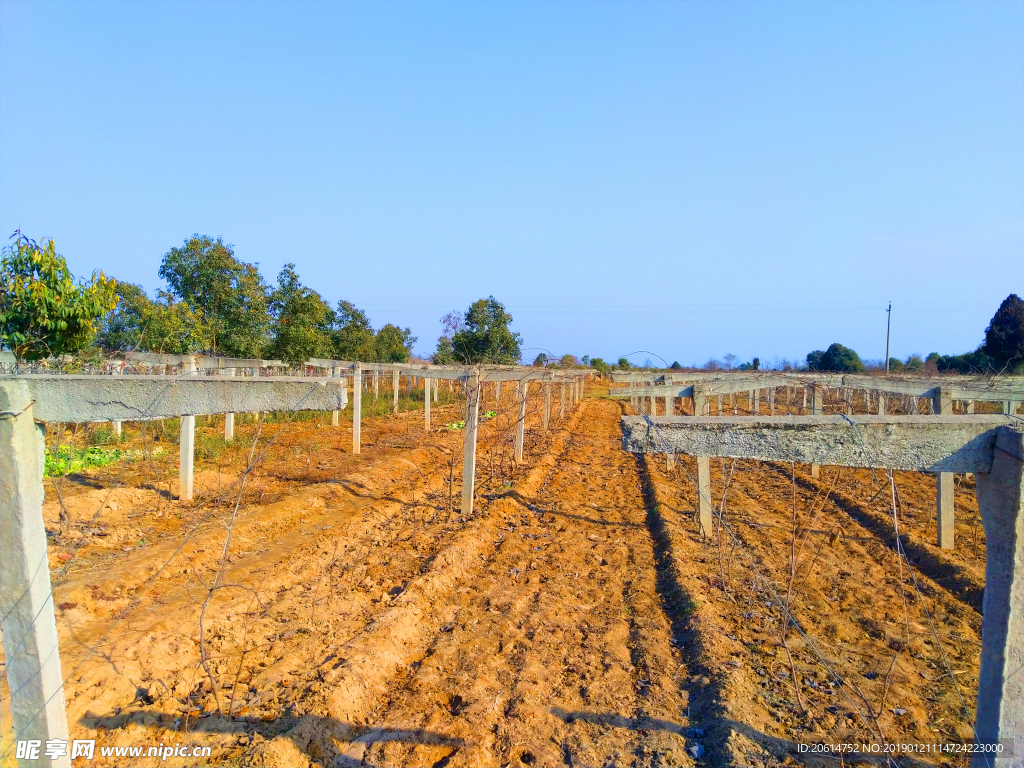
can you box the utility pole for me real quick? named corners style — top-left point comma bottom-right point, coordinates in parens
top-left (884, 302), bottom-right (892, 373)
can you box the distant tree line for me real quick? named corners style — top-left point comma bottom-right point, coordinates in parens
top-left (1, 232), bottom-right (417, 366)
top-left (804, 294), bottom-right (1024, 374)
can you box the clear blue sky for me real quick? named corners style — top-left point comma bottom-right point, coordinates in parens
top-left (2, 1), bottom-right (1021, 366)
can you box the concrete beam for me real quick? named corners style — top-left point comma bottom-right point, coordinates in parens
top-left (0, 380), bottom-right (72, 767)
top-left (620, 415), bottom-right (1009, 473)
top-left (9, 376), bottom-right (348, 423)
top-left (612, 373), bottom-right (1022, 401)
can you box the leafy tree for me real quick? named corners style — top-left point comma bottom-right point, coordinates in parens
top-left (333, 300), bottom-right (376, 360)
top-left (374, 323), bottom-right (416, 363)
top-left (617, 357), bottom-right (631, 370)
top-left (533, 353), bottom-right (548, 367)
top-left (751, 357), bottom-right (760, 371)
top-left (904, 354), bottom-right (924, 371)
top-left (807, 343), bottom-right (864, 372)
top-left (581, 355), bottom-right (591, 366)
top-left (96, 282), bottom-right (213, 355)
top-left (590, 357), bottom-right (609, 374)
top-left (888, 357), bottom-right (905, 372)
top-left (141, 292), bottom-right (214, 354)
top-left (559, 354), bottom-right (577, 368)
top-left (983, 294), bottom-right (1024, 371)
top-left (268, 264), bottom-right (334, 365)
top-left (158, 235), bottom-right (270, 356)
top-left (933, 349), bottom-right (992, 374)
top-left (96, 282), bottom-right (150, 353)
top-left (670, 361), bottom-right (682, 370)
top-left (1, 232), bottom-right (118, 361)
top-left (450, 296), bottom-right (522, 364)
top-left (433, 336), bottom-right (455, 365)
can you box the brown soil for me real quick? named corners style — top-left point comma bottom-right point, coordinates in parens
top-left (1, 388), bottom-right (983, 767)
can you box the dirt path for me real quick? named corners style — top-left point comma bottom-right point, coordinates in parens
top-left (318, 397), bottom-right (696, 768)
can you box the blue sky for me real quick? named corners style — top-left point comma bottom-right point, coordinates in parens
top-left (2, 0), bottom-right (1021, 366)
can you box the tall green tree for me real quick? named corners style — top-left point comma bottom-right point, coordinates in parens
top-left (96, 282), bottom-right (213, 355)
top-left (450, 296), bottom-right (522, 364)
top-left (807, 343), bottom-right (864, 372)
top-left (1, 232), bottom-right (118, 361)
top-left (433, 336), bottom-right (455, 365)
top-left (158, 235), bottom-right (270, 357)
top-left (983, 294), bottom-right (1024, 371)
top-left (332, 300), bottom-right (376, 360)
top-left (268, 264), bottom-right (335, 365)
top-left (374, 323), bottom-right (416, 363)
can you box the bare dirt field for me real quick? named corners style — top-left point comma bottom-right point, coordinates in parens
top-left (1, 386), bottom-right (984, 767)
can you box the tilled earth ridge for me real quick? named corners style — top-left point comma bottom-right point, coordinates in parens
top-left (321, 397), bottom-right (697, 768)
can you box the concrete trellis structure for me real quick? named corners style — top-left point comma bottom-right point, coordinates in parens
top-left (0, 366), bottom-right (587, 758)
top-left (621, 413), bottom-right (1022, 765)
top-left (613, 373), bottom-right (1023, 552)
top-left (0, 375), bottom-right (347, 765)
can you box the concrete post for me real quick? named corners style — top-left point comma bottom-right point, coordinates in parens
top-left (373, 370), bottom-right (379, 401)
top-left (716, 395), bottom-right (722, 416)
top-left (878, 393), bottom-right (886, 416)
top-left (0, 380), bottom-right (72, 767)
top-left (112, 420), bottom-right (122, 436)
top-left (696, 456), bottom-right (713, 538)
top-left (514, 381), bottom-right (529, 464)
top-left (810, 385), bottom-right (821, 478)
top-left (433, 378), bottom-right (438, 402)
top-left (460, 373), bottom-right (481, 517)
top-left (967, 401), bottom-right (975, 415)
top-left (934, 388), bottom-right (955, 550)
top-left (495, 381), bottom-right (502, 408)
top-left (753, 389), bottom-right (759, 414)
top-left (693, 386), bottom-right (708, 417)
top-left (424, 378), bottom-right (431, 431)
top-left (224, 368), bottom-right (235, 440)
top-left (973, 426), bottom-right (1024, 763)
top-left (179, 356), bottom-right (196, 501)
top-left (664, 395), bottom-right (673, 417)
top-left (769, 388), bottom-right (775, 416)
top-left (544, 381), bottom-right (551, 432)
top-left (560, 385), bottom-right (566, 419)
top-left (733, 394), bottom-right (738, 415)
top-left (353, 363), bottom-right (362, 455)
top-left (393, 370), bottom-right (400, 415)
top-left (649, 394), bottom-right (657, 416)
